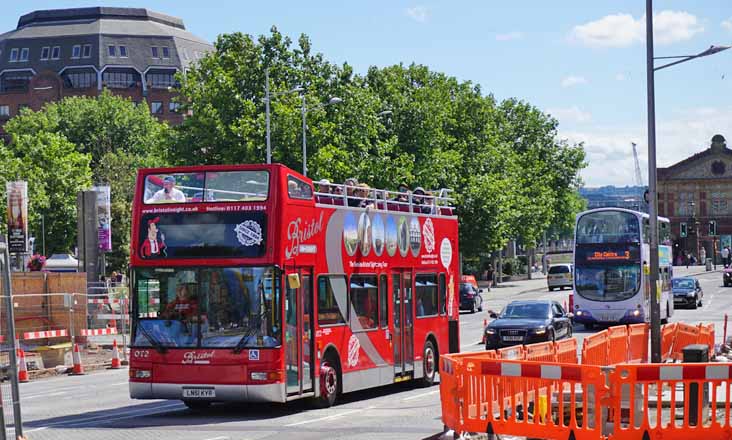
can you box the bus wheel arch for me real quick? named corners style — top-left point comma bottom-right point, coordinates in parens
top-left (420, 336), bottom-right (439, 387)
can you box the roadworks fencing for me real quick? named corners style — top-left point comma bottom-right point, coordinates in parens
top-left (440, 322), bottom-right (729, 439)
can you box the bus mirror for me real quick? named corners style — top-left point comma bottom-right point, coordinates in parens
top-left (287, 273), bottom-right (301, 289)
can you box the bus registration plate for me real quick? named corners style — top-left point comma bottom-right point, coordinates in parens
top-left (182, 388), bottom-right (215, 398)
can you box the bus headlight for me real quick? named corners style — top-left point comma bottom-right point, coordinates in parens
top-left (575, 311), bottom-right (583, 316)
top-left (632, 309), bottom-right (641, 317)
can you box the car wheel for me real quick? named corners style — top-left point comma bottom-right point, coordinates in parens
top-left (548, 329), bottom-right (556, 343)
top-left (567, 325), bottom-right (573, 338)
top-left (470, 299), bottom-right (476, 314)
top-left (691, 296), bottom-right (698, 310)
top-left (420, 340), bottom-right (438, 387)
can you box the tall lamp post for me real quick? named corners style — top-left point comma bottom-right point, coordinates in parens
top-left (301, 95), bottom-right (343, 176)
top-left (264, 69), bottom-right (303, 164)
top-left (645, 0), bottom-right (730, 362)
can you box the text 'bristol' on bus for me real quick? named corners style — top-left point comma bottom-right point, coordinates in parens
top-left (128, 163), bottom-right (460, 409)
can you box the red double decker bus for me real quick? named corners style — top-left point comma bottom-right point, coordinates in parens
top-left (128, 163), bottom-right (459, 408)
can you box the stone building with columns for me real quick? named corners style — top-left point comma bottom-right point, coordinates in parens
top-left (658, 134), bottom-right (732, 263)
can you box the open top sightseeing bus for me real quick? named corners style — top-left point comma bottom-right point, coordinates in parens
top-left (572, 208), bottom-right (673, 329)
top-left (128, 163), bottom-right (460, 408)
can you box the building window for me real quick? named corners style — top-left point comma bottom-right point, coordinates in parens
top-left (147, 72), bottom-right (176, 89)
top-left (350, 275), bottom-right (378, 330)
top-left (9, 48), bottom-right (18, 62)
top-left (64, 72), bottom-right (96, 89)
top-left (0, 105), bottom-right (9, 117)
top-left (169, 102), bottom-right (181, 113)
top-left (19, 48), bottom-right (29, 62)
top-left (162, 47), bottom-right (170, 59)
top-left (151, 101), bottom-right (163, 114)
top-left (102, 71), bottom-right (136, 88)
top-left (40, 47), bottom-right (50, 60)
top-left (82, 44), bottom-right (92, 58)
top-left (72, 45), bottom-right (81, 59)
top-left (415, 273), bottom-right (438, 317)
top-left (119, 46), bottom-right (128, 58)
top-left (108, 45), bottom-right (116, 57)
top-left (0, 72), bottom-right (32, 93)
top-left (318, 275), bottom-right (347, 325)
top-left (51, 46), bottom-right (60, 60)
top-left (151, 46), bottom-right (159, 58)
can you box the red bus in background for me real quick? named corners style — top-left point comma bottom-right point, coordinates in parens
top-left (128, 164), bottom-right (460, 408)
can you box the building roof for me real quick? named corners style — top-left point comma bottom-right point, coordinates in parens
top-left (0, 7), bottom-right (211, 74)
top-left (658, 135), bottom-right (732, 181)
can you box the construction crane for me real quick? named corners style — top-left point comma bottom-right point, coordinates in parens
top-left (632, 142), bottom-right (644, 186)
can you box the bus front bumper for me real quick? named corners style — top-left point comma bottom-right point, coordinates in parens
top-left (573, 309), bottom-right (645, 325)
top-left (130, 381), bottom-right (287, 403)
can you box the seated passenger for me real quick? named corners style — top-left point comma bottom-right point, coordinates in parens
top-left (316, 178), bottom-right (333, 203)
top-left (345, 178), bottom-right (360, 207)
top-left (357, 183), bottom-right (375, 209)
top-left (146, 176), bottom-right (186, 203)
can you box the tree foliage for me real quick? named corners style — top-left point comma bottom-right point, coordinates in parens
top-left (173, 28), bottom-right (587, 257)
top-left (3, 92), bottom-right (170, 267)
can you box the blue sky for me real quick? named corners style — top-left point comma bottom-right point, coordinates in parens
top-left (4, 1), bottom-right (732, 186)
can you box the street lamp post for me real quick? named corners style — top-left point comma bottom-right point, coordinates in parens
top-left (264, 68), bottom-right (303, 164)
top-left (301, 95), bottom-right (343, 176)
top-left (645, 0), bottom-right (731, 362)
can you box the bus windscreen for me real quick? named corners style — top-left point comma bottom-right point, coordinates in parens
top-left (576, 211), bottom-right (640, 244)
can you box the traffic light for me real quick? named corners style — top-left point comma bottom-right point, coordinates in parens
top-left (709, 220), bottom-right (717, 236)
top-left (680, 222), bottom-right (687, 238)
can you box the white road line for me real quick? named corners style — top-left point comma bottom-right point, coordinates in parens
top-left (704, 294), bottom-right (715, 310)
top-left (402, 389), bottom-right (440, 401)
top-left (284, 407), bottom-right (370, 427)
top-left (24, 391), bottom-right (66, 399)
top-left (111, 381), bottom-right (130, 386)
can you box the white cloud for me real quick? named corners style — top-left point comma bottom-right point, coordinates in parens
top-left (722, 19), bottom-right (732, 31)
top-left (562, 107), bottom-right (732, 186)
top-left (571, 10), bottom-right (703, 48)
top-left (615, 73), bottom-right (626, 81)
top-left (405, 6), bottom-right (429, 23)
top-left (496, 31), bottom-right (523, 41)
top-left (546, 106), bottom-right (592, 124)
top-left (561, 75), bottom-right (588, 88)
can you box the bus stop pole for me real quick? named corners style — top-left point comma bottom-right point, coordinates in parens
top-left (1, 243), bottom-right (23, 438)
top-left (645, 0), bottom-right (662, 363)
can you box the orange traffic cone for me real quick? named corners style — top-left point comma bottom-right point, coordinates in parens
top-left (18, 349), bottom-right (29, 383)
top-left (71, 343), bottom-right (85, 375)
top-left (110, 339), bottom-right (121, 369)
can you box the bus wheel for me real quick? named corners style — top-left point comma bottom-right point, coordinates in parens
top-left (314, 358), bottom-right (339, 408)
top-left (420, 340), bottom-right (438, 387)
top-left (183, 400), bottom-right (211, 411)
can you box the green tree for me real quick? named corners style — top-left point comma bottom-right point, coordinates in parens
top-left (0, 132), bottom-right (92, 254)
top-left (3, 92), bottom-right (170, 268)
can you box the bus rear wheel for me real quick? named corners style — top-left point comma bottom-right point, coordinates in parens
top-left (420, 340), bottom-right (438, 387)
top-left (314, 357), bottom-right (339, 408)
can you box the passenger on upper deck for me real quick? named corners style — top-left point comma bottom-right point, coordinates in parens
top-left (345, 178), bottom-right (360, 207)
top-left (146, 176), bottom-right (186, 203)
top-left (393, 182), bottom-right (410, 204)
top-left (356, 183), bottom-right (376, 209)
top-left (413, 187), bottom-right (434, 214)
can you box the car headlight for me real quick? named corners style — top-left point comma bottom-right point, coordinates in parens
top-left (687, 292), bottom-right (695, 297)
top-left (533, 328), bottom-right (546, 335)
top-left (485, 328), bottom-right (495, 335)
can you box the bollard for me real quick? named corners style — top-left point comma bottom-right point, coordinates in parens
top-left (683, 344), bottom-right (710, 426)
top-left (725, 314), bottom-right (728, 349)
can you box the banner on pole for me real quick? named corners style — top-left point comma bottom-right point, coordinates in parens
top-left (6, 181), bottom-right (28, 254)
top-left (92, 186), bottom-right (112, 252)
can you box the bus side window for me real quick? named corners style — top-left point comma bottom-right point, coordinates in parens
top-left (438, 273), bottom-right (446, 315)
top-left (317, 275), bottom-right (347, 325)
top-left (379, 275), bottom-right (388, 328)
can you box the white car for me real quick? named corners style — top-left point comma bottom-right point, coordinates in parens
top-left (547, 264), bottom-right (573, 291)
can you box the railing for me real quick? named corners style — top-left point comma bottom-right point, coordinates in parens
top-left (314, 182), bottom-right (456, 216)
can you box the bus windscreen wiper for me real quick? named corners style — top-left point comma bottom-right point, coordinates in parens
top-left (137, 321), bottom-right (168, 354)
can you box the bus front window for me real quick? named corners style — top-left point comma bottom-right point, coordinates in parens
top-left (133, 267), bottom-right (282, 348)
top-left (575, 264), bottom-right (641, 301)
top-left (576, 211), bottom-right (640, 244)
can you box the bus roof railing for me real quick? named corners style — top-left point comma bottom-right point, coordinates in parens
top-left (314, 182), bottom-right (456, 216)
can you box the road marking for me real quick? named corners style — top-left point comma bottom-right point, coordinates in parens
top-left (402, 389), bottom-right (440, 401)
top-left (111, 381), bottom-right (130, 386)
top-left (285, 407), bottom-right (371, 427)
top-left (24, 391), bottom-right (66, 399)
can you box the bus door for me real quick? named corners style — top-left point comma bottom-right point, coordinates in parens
top-left (392, 270), bottom-right (414, 377)
top-left (285, 268), bottom-right (314, 396)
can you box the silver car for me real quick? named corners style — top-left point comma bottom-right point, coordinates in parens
top-left (547, 264), bottom-right (573, 291)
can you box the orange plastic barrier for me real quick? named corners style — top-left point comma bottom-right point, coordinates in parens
top-left (439, 350), bottom-right (496, 433)
top-left (524, 341), bottom-right (556, 363)
top-left (456, 358), bottom-right (607, 439)
top-left (554, 338), bottom-right (578, 364)
top-left (581, 329), bottom-right (609, 366)
top-left (607, 325), bottom-right (629, 365)
top-left (608, 362), bottom-right (732, 440)
top-left (661, 322), bottom-right (678, 361)
top-left (497, 345), bottom-right (525, 360)
top-left (626, 323), bottom-right (649, 363)
top-left (697, 323), bottom-right (715, 360)
top-left (672, 323), bottom-right (701, 361)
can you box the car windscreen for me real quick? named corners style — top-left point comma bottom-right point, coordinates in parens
top-left (549, 265), bottom-right (570, 274)
top-left (672, 279), bottom-right (694, 290)
top-left (501, 303), bottom-right (550, 319)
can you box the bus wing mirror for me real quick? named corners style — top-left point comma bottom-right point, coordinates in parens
top-left (287, 273), bottom-right (301, 289)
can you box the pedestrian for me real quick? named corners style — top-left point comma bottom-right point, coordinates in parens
top-left (700, 247), bottom-right (706, 264)
top-left (723, 246), bottom-right (731, 267)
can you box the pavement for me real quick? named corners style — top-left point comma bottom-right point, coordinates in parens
top-left (5, 265), bottom-right (728, 440)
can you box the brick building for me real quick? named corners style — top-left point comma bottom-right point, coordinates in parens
top-left (658, 134), bottom-right (732, 263)
top-left (0, 7), bottom-right (212, 138)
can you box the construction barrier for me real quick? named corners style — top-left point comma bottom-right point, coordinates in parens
top-left (581, 330), bottom-right (609, 366)
top-left (697, 323), bottom-right (715, 360)
top-left (660, 322), bottom-right (715, 362)
top-left (607, 325), bottom-right (629, 365)
top-left (661, 322), bottom-right (678, 361)
top-left (554, 338), bottom-right (578, 364)
top-left (497, 345), bottom-right (525, 360)
top-left (525, 341), bottom-right (556, 363)
top-left (627, 324), bottom-right (649, 363)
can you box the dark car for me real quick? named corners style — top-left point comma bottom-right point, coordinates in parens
top-left (724, 267), bottom-right (732, 287)
top-left (459, 282), bottom-right (483, 313)
top-left (484, 300), bottom-right (572, 350)
top-left (671, 277), bottom-right (703, 309)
